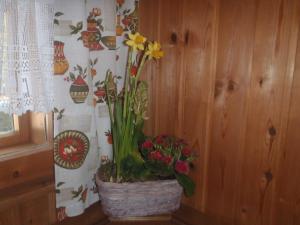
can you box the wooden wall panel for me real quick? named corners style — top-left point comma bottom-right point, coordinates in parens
top-left (179, 0), bottom-right (218, 210)
top-left (142, 0), bottom-right (184, 135)
top-left (236, 1), bottom-right (298, 225)
top-left (272, 5), bottom-right (300, 225)
top-left (205, 0), bottom-right (257, 222)
top-left (139, 0), bottom-right (160, 136)
top-left (139, 0), bottom-right (300, 224)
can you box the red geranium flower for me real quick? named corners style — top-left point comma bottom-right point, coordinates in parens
top-left (149, 150), bottom-right (163, 160)
top-left (163, 155), bottom-right (172, 165)
top-left (175, 160), bottom-right (189, 174)
top-left (181, 147), bottom-right (191, 157)
top-left (155, 135), bottom-right (164, 144)
top-left (142, 140), bottom-right (153, 149)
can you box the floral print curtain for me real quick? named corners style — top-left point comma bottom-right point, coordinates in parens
top-left (53, 0), bottom-right (138, 220)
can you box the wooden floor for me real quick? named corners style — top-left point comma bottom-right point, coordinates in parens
top-left (57, 203), bottom-right (228, 225)
top-left (100, 205), bottom-right (227, 225)
top-left (108, 222), bottom-right (173, 225)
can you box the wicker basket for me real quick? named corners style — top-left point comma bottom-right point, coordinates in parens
top-left (96, 175), bottom-right (183, 218)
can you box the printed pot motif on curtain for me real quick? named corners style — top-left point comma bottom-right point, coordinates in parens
top-left (54, 130), bottom-right (90, 169)
top-left (53, 0), bottom-right (138, 221)
top-left (54, 41), bottom-right (69, 75)
top-left (70, 7), bottom-right (118, 51)
top-left (67, 65), bottom-right (89, 104)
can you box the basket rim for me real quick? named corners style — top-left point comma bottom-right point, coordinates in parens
top-left (95, 174), bottom-right (180, 186)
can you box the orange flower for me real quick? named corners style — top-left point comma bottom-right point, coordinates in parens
top-left (117, 0), bottom-right (125, 5)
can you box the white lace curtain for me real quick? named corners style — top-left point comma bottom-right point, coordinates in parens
top-left (0, 0), bottom-right (55, 115)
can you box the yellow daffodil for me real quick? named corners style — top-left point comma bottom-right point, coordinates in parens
top-left (126, 32), bottom-right (147, 51)
top-left (145, 41), bottom-right (164, 59)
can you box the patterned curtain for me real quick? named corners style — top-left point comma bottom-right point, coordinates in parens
top-left (53, 0), bottom-right (138, 220)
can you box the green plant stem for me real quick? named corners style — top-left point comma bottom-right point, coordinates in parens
top-left (123, 48), bottom-right (133, 120)
top-left (104, 75), bottom-right (119, 178)
top-left (121, 54), bottom-right (148, 158)
top-left (134, 54), bottom-right (147, 91)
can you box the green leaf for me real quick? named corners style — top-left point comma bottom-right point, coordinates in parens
top-left (56, 181), bottom-right (65, 187)
top-left (69, 25), bottom-right (76, 30)
top-left (77, 65), bottom-right (83, 73)
top-left (175, 173), bottom-right (195, 197)
top-left (76, 21), bottom-right (83, 30)
top-left (97, 18), bottom-right (103, 25)
top-left (95, 81), bottom-right (101, 87)
top-left (54, 19), bottom-right (59, 25)
top-left (94, 58), bottom-right (98, 65)
top-left (120, 155), bottom-right (150, 181)
top-left (55, 12), bottom-right (64, 17)
top-left (53, 107), bottom-right (59, 113)
top-left (69, 72), bottom-right (75, 81)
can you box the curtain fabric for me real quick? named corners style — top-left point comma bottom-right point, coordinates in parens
top-left (53, 0), bottom-right (138, 220)
top-left (0, 0), bottom-right (54, 115)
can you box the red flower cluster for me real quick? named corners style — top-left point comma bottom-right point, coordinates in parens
top-left (181, 147), bottom-right (191, 157)
top-left (140, 135), bottom-right (196, 196)
top-left (175, 160), bottom-right (189, 175)
top-left (142, 140), bottom-right (153, 149)
top-left (148, 151), bottom-right (173, 165)
top-left (140, 135), bottom-right (194, 176)
top-left (163, 155), bottom-right (173, 165)
top-left (149, 150), bottom-right (162, 160)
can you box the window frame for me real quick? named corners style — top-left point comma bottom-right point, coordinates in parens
top-left (0, 112), bottom-right (53, 149)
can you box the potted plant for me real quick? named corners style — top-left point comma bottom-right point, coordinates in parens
top-left (96, 32), bottom-right (195, 218)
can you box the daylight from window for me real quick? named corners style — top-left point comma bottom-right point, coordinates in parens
top-left (0, 112), bottom-right (14, 134)
top-left (0, 13), bottom-right (14, 135)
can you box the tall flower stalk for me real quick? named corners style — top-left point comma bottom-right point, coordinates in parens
top-left (103, 32), bottom-right (164, 180)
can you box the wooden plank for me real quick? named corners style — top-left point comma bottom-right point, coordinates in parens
top-left (0, 150), bottom-right (54, 190)
top-left (56, 203), bottom-right (108, 225)
top-left (235, 0), bottom-right (298, 224)
top-left (204, 0), bottom-right (257, 223)
top-left (0, 206), bottom-right (21, 225)
top-left (179, 0), bottom-right (219, 211)
top-left (151, 0), bottom-right (184, 135)
top-left (172, 204), bottom-right (229, 225)
top-left (271, 2), bottom-right (300, 224)
top-left (20, 194), bottom-right (53, 225)
top-left (139, 0), bottom-right (160, 136)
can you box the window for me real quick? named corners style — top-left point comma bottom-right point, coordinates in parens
top-left (0, 112), bottom-right (52, 149)
top-left (0, 112), bottom-right (14, 134)
top-left (0, 3), bottom-right (53, 150)
top-left (0, 112), bottom-right (29, 148)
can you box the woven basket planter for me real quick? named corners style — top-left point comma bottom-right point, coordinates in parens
top-left (96, 175), bottom-right (183, 218)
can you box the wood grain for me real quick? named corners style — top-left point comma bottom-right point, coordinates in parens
top-left (0, 150), bottom-right (54, 190)
top-left (139, 0), bottom-right (300, 224)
